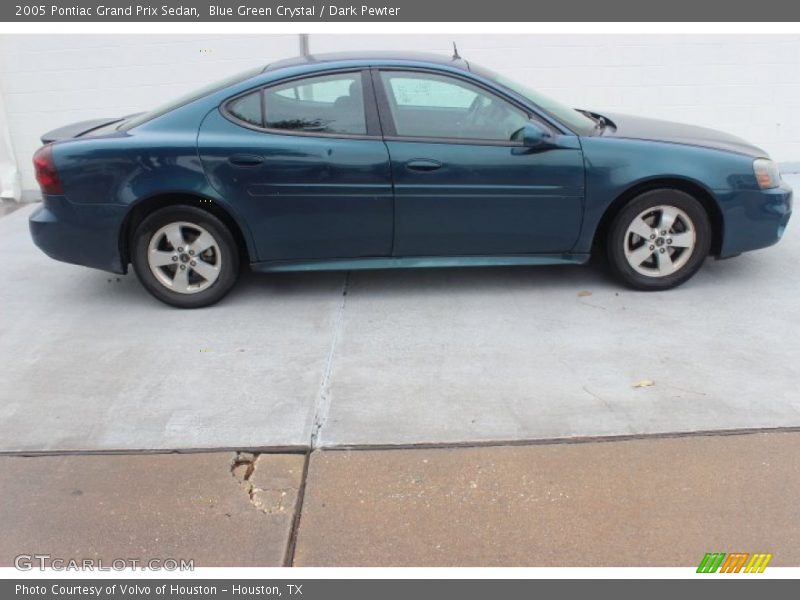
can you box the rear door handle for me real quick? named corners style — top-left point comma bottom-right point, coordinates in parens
top-left (406, 159), bottom-right (443, 172)
top-left (229, 154), bottom-right (265, 167)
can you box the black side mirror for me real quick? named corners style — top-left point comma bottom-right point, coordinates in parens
top-left (521, 122), bottom-right (552, 148)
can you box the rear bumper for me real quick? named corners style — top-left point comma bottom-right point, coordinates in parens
top-left (719, 182), bottom-right (793, 258)
top-left (29, 196), bottom-right (127, 274)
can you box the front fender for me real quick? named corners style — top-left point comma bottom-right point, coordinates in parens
top-left (575, 137), bottom-right (766, 254)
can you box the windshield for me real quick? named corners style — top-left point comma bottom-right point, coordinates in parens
top-left (120, 66), bottom-right (263, 130)
top-left (471, 64), bottom-right (598, 136)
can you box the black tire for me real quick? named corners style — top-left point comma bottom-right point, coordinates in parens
top-left (132, 205), bottom-right (240, 308)
top-left (606, 189), bottom-right (711, 291)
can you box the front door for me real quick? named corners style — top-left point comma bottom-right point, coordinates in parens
top-left (374, 69), bottom-right (585, 257)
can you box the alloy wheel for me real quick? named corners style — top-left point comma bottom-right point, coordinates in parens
top-left (147, 221), bottom-right (221, 294)
top-left (623, 205), bottom-right (697, 277)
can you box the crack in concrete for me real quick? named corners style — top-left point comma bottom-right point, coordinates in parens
top-left (309, 271), bottom-right (350, 449)
top-left (231, 452), bottom-right (256, 481)
top-left (230, 452), bottom-right (297, 515)
top-left (230, 451), bottom-right (312, 566)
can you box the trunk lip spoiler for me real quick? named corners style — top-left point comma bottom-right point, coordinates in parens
top-left (40, 116), bottom-right (130, 145)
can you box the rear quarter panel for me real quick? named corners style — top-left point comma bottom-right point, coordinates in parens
top-left (49, 108), bottom-right (258, 263)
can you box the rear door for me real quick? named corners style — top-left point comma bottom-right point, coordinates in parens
top-left (198, 69), bottom-right (393, 262)
top-left (373, 68), bottom-right (585, 257)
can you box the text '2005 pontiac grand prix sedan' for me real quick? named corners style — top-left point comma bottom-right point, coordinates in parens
top-left (30, 52), bottom-right (792, 307)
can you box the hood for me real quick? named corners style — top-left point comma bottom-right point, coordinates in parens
top-left (598, 112), bottom-right (767, 158)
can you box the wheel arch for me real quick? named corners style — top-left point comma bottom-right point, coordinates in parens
top-left (119, 192), bottom-right (253, 269)
top-left (592, 177), bottom-right (724, 256)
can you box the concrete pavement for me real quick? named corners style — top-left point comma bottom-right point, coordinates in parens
top-left (0, 205), bottom-right (344, 452)
top-left (294, 431), bottom-right (800, 567)
top-left (0, 452), bottom-right (305, 567)
top-left (1, 431), bottom-right (798, 567)
top-left (0, 200), bottom-right (24, 219)
top-left (1, 175), bottom-right (798, 452)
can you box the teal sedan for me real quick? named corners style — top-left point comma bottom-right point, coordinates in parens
top-left (30, 52), bottom-right (792, 307)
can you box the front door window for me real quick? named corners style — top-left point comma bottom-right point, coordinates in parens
top-left (379, 71), bottom-right (529, 141)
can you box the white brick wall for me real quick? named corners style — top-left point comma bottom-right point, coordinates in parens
top-left (0, 83), bottom-right (20, 200)
top-left (313, 34), bottom-right (800, 165)
top-left (1, 33), bottom-right (799, 193)
top-left (0, 34), bottom-right (300, 192)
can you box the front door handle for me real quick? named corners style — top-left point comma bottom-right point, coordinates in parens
top-left (406, 159), bottom-right (443, 172)
top-left (229, 154), bottom-right (265, 167)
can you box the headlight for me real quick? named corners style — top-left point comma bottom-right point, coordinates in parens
top-left (753, 158), bottom-right (781, 190)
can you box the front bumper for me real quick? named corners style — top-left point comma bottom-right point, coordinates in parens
top-left (719, 181), bottom-right (793, 258)
top-left (29, 195), bottom-right (128, 274)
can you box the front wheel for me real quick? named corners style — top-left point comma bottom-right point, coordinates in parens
top-left (606, 189), bottom-right (711, 290)
top-left (132, 206), bottom-right (240, 308)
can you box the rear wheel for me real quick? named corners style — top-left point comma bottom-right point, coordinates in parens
top-left (132, 206), bottom-right (240, 308)
top-left (606, 189), bottom-right (711, 290)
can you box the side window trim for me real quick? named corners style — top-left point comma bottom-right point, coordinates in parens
top-left (220, 68), bottom-right (382, 139)
top-left (370, 67), bottom-right (396, 137)
top-left (370, 67), bottom-right (557, 145)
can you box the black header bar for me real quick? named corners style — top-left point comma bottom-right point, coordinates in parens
top-left (3, 0), bottom-right (800, 22)
top-left (4, 578), bottom-right (796, 600)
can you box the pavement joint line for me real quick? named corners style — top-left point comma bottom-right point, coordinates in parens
top-left (315, 424), bottom-right (800, 452)
top-left (0, 446), bottom-right (310, 457)
top-left (2, 425), bottom-right (800, 458)
top-left (309, 270), bottom-right (350, 449)
top-left (284, 451), bottom-right (312, 567)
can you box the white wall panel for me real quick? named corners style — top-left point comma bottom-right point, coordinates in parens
top-left (1, 33), bottom-right (798, 192)
top-left (0, 34), bottom-right (299, 190)
top-left (312, 34), bottom-right (800, 167)
top-left (0, 84), bottom-right (20, 200)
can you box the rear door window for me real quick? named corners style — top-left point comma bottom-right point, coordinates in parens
top-left (263, 72), bottom-right (367, 135)
top-left (227, 91), bottom-right (263, 127)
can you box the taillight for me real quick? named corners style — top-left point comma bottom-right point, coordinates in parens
top-left (33, 144), bottom-right (63, 195)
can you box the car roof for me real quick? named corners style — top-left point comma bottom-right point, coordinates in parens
top-left (263, 51), bottom-right (470, 72)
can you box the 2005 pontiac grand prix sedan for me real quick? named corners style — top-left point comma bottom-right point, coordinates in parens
top-left (30, 52), bottom-right (792, 308)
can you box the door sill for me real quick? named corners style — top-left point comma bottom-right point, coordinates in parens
top-left (250, 254), bottom-right (590, 273)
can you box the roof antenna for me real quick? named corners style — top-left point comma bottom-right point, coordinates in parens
top-left (452, 41), bottom-right (461, 60)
